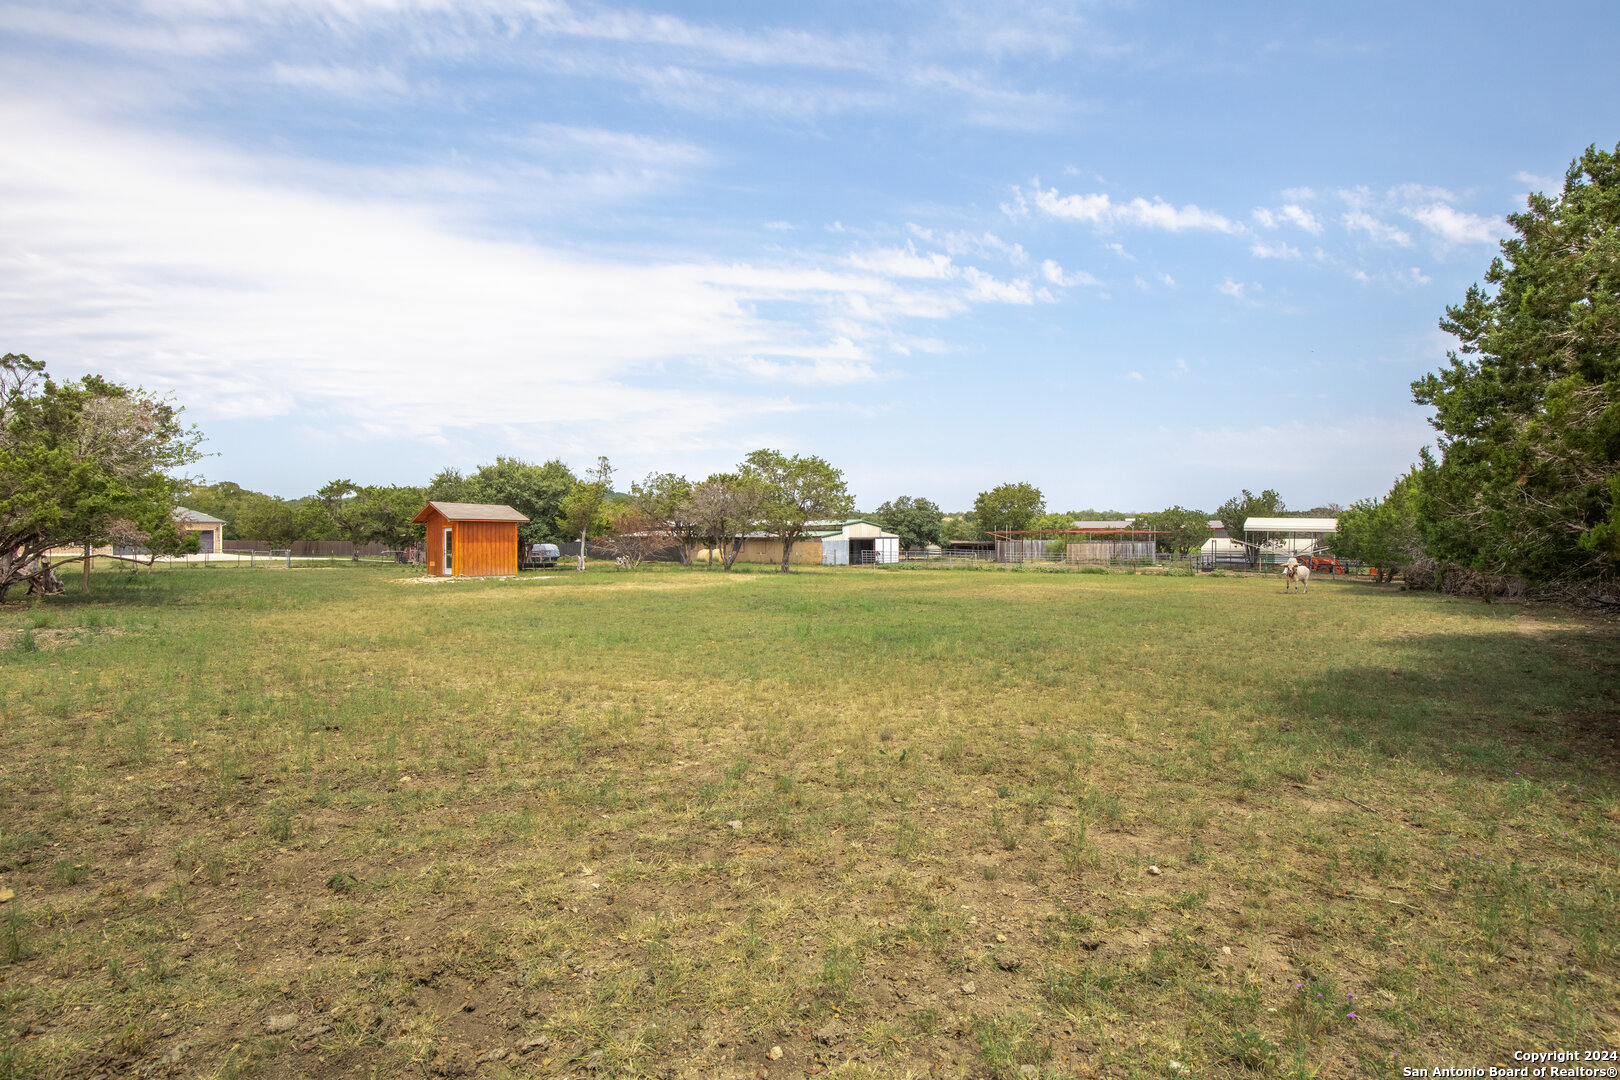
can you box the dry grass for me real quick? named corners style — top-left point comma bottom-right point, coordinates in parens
top-left (0, 562), bottom-right (1616, 1079)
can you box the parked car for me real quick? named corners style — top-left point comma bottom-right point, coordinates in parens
top-left (522, 543), bottom-right (560, 569)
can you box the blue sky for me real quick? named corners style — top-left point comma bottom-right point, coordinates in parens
top-left (3, 2), bottom-right (1616, 511)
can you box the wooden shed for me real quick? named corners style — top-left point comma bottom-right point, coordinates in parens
top-left (411, 502), bottom-right (529, 578)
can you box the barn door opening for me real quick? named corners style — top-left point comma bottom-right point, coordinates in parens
top-left (443, 528), bottom-right (454, 575)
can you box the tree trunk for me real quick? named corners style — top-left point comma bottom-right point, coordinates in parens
top-left (779, 534), bottom-right (793, 573)
top-left (578, 525), bottom-right (588, 571)
top-left (83, 541), bottom-right (92, 593)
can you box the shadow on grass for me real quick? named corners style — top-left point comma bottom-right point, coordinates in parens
top-left (1281, 619), bottom-right (1620, 782)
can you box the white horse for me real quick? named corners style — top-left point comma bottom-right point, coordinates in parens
top-left (1282, 558), bottom-right (1311, 593)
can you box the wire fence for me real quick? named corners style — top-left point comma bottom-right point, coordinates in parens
top-left (77, 550), bottom-right (420, 572)
top-left (887, 548), bottom-right (1378, 576)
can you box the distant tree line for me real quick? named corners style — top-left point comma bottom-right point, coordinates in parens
top-left (5, 344), bottom-right (1343, 588)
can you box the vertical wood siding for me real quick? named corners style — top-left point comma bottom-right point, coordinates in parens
top-left (454, 521), bottom-right (520, 577)
top-left (419, 509), bottom-right (519, 577)
top-left (422, 507), bottom-right (448, 576)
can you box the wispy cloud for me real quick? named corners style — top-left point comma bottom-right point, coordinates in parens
top-left (270, 62), bottom-right (409, 98)
top-left (1342, 209), bottom-right (1413, 248)
top-left (1403, 202), bottom-right (1499, 246)
top-left (1040, 258), bottom-right (1100, 287)
top-left (1250, 240), bottom-right (1300, 259)
top-left (1024, 182), bottom-right (1242, 234)
top-left (0, 102), bottom-right (1022, 447)
top-left (6, 0), bottom-right (1082, 129)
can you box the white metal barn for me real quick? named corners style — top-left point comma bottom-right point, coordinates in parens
top-left (818, 519), bottom-right (901, 565)
top-left (1243, 517), bottom-right (1338, 558)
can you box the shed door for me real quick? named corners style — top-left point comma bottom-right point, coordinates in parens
top-left (198, 530), bottom-right (214, 554)
top-left (443, 528), bottom-right (454, 575)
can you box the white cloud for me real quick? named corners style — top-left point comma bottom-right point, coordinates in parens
top-left (846, 245), bottom-right (958, 279)
top-left (1250, 240), bottom-right (1300, 259)
top-left (0, 102), bottom-right (1022, 448)
top-left (1349, 266), bottom-right (1431, 288)
top-left (1514, 170), bottom-right (1559, 192)
top-left (1342, 210), bottom-right (1413, 247)
top-left (1252, 207), bottom-right (1278, 229)
top-left (1404, 203), bottom-right (1498, 246)
top-left (1281, 186), bottom-right (1317, 202)
top-left (1158, 272), bottom-right (1176, 287)
top-left (1127, 371), bottom-right (1144, 382)
top-left (1279, 204), bottom-right (1321, 234)
top-left (270, 62), bottom-right (408, 98)
top-left (1028, 183), bottom-right (1242, 234)
top-left (962, 266), bottom-right (1034, 304)
top-left (1040, 258), bottom-right (1100, 287)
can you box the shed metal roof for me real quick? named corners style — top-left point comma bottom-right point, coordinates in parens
top-left (1243, 517), bottom-right (1337, 532)
top-left (173, 507), bottom-right (225, 525)
top-left (412, 501), bottom-right (530, 523)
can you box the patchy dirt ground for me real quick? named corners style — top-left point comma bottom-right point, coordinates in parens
top-left (2, 568), bottom-right (1617, 1079)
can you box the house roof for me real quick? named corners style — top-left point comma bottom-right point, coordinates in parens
top-left (411, 501), bottom-right (530, 524)
top-left (1243, 517), bottom-right (1337, 533)
top-left (173, 507), bottom-right (225, 525)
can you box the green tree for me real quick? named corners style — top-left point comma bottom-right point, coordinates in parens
top-left (1214, 488), bottom-right (1285, 569)
top-left (425, 466), bottom-right (475, 503)
top-left (630, 471), bottom-right (697, 564)
top-left (1329, 472), bottom-right (1423, 584)
top-left (1411, 143), bottom-right (1620, 584)
top-left (353, 485), bottom-right (428, 548)
top-left (467, 457), bottom-right (576, 547)
top-left (874, 495), bottom-right (943, 550)
top-left (316, 479), bottom-right (365, 544)
top-left (684, 473), bottom-right (764, 571)
top-left (234, 494), bottom-right (300, 547)
top-left (973, 482), bottom-right (1044, 536)
top-left (739, 449), bottom-right (854, 572)
top-left (182, 481), bottom-right (261, 538)
top-left (940, 514), bottom-right (983, 543)
top-left (0, 353), bottom-right (203, 598)
top-left (425, 458), bottom-right (578, 547)
top-left (1144, 505), bottom-right (1213, 555)
top-left (558, 456), bottom-right (613, 571)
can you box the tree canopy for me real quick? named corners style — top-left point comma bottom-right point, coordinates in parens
top-left (1, 353), bottom-right (201, 597)
top-left (739, 449), bottom-right (854, 572)
top-left (1214, 488), bottom-right (1284, 568)
top-left (973, 482), bottom-right (1044, 535)
top-left (1412, 143), bottom-right (1620, 583)
top-left (1329, 473), bottom-right (1421, 584)
top-left (1144, 505), bottom-right (1212, 555)
top-left (558, 456), bottom-right (613, 570)
top-left (873, 495), bottom-right (943, 550)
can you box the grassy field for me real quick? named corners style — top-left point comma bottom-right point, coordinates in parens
top-left (0, 562), bottom-right (1616, 1080)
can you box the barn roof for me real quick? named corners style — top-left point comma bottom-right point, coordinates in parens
top-left (1243, 517), bottom-right (1337, 533)
top-left (411, 501), bottom-right (530, 524)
